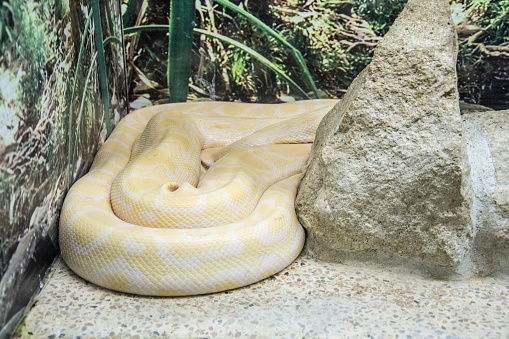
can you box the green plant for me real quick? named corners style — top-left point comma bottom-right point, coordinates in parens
top-left (67, 7), bottom-right (93, 189)
top-left (124, 25), bottom-right (310, 99)
top-left (213, 0), bottom-right (320, 98)
top-left (454, 0), bottom-right (509, 107)
top-left (123, 0), bottom-right (142, 28)
top-left (231, 49), bottom-right (250, 84)
top-left (91, 0), bottom-right (111, 135)
top-left (197, 28), bottom-right (310, 98)
top-left (66, 6), bottom-right (122, 188)
top-left (167, 0), bottom-right (195, 103)
top-left (353, 0), bottom-right (407, 35)
top-left (10, 0), bottom-right (53, 123)
top-left (0, 2), bottom-right (14, 52)
top-left (124, 0), bottom-right (319, 101)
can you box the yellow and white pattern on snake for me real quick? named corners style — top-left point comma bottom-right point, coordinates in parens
top-left (59, 99), bottom-right (338, 296)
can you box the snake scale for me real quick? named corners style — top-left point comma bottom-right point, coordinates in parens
top-left (60, 99), bottom-right (338, 296)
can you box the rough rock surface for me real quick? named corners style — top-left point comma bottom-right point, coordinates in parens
top-left (464, 110), bottom-right (509, 275)
top-left (295, 0), bottom-right (473, 272)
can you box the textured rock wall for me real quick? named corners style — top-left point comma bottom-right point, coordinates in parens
top-left (464, 110), bottom-right (509, 276)
top-left (295, 0), bottom-right (474, 277)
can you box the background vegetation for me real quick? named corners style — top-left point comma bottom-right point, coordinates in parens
top-left (124, 0), bottom-right (508, 108)
top-left (0, 0), bottom-right (126, 292)
top-left (454, 0), bottom-right (509, 108)
top-left (0, 0), bottom-right (62, 279)
top-left (0, 0), bottom-right (127, 333)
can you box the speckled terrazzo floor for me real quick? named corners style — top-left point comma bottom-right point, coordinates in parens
top-left (16, 255), bottom-right (509, 338)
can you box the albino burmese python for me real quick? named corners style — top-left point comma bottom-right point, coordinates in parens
top-left (60, 99), bottom-right (337, 296)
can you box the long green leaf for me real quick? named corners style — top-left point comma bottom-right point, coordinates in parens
top-left (103, 36), bottom-right (122, 46)
top-left (213, 0), bottom-right (320, 98)
top-left (124, 25), bottom-right (310, 99)
top-left (67, 7), bottom-right (93, 190)
top-left (124, 24), bottom-right (169, 35)
top-left (168, 0), bottom-right (195, 103)
top-left (91, 0), bottom-right (111, 135)
top-left (77, 52), bottom-right (98, 139)
top-left (75, 37), bottom-right (121, 160)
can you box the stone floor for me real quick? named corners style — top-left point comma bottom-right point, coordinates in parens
top-left (15, 255), bottom-right (509, 338)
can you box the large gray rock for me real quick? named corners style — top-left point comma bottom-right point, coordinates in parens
top-left (296, 0), bottom-right (473, 274)
top-left (464, 110), bottom-right (509, 275)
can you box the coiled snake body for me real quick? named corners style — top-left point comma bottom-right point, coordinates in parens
top-left (60, 100), bottom-right (337, 296)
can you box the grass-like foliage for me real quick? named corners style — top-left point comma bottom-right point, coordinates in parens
top-left (0, 3), bottom-right (14, 53)
top-left (353, 0), bottom-right (408, 35)
top-left (168, 0), bottom-right (195, 103)
top-left (213, 0), bottom-right (320, 98)
top-left (196, 28), bottom-right (311, 99)
top-left (91, 0), bottom-right (111, 135)
top-left (454, 0), bottom-right (509, 107)
top-left (6, 0), bottom-right (54, 124)
top-left (67, 7), bottom-right (92, 189)
top-left (124, 23), bottom-right (311, 99)
top-left (123, 0), bottom-right (508, 108)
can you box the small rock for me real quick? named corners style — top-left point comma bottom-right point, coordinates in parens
top-left (129, 95), bottom-right (152, 111)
